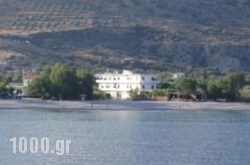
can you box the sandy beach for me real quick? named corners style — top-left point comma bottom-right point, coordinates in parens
top-left (0, 99), bottom-right (249, 111)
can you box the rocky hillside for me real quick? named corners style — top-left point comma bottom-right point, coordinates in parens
top-left (0, 0), bottom-right (250, 72)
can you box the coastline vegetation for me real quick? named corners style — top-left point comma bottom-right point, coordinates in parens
top-left (131, 72), bottom-right (250, 102)
top-left (27, 64), bottom-right (94, 100)
top-left (0, 74), bottom-right (22, 98)
top-left (1, 64), bottom-right (250, 102)
top-left (26, 64), bottom-right (111, 100)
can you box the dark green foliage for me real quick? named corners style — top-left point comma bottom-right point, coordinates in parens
top-left (240, 86), bottom-right (250, 102)
top-left (9, 73), bottom-right (23, 83)
top-left (0, 82), bottom-right (8, 94)
top-left (152, 89), bottom-right (173, 96)
top-left (0, 76), bottom-right (14, 98)
top-left (76, 70), bottom-right (94, 100)
top-left (176, 77), bottom-right (197, 93)
top-left (93, 85), bottom-right (111, 100)
top-left (27, 64), bottom-right (94, 100)
top-left (129, 89), bottom-right (152, 100)
top-left (218, 72), bottom-right (246, 101)
top-left (200, 72), bottom-right (247, 101)
top-left (157, 72), bottom-right (249, 102)
top-left (207, 81), bottom-right (223, 100)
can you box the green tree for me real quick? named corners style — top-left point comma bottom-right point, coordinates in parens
top-left (0, 76), bottom-right (14, 97)
top-left (203, 69), bottom-right (208, 80)
top-left (197, 79), bottom-right (208, 94)
top-left (0, 82), bottom-right (8, 94)
top-left (49, 64), bottom-right (79, 99)
top-left (93, 85), bottom-right (111, 100)
top-left (207, 80), bottom-right (223, 100)
top-left (28, 76), bottom-right (50, 98)
top-left (12, 73), bottom-right (23, 83)
top-left (219, 72), bottom-right (246, 101)
top-left (240, 86), bottom-right (250, 102)
top-left (76, 70), bottom-right (94, 100)
top-left (27, 64), bottom-right (94, 100)
top-left (129, 89), bottom-right (139, 100)
top-left (176, 77), bottom-right (197, 93)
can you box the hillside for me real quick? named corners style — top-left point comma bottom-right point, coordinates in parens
top-left (0, 0), bottom-right (250, 73)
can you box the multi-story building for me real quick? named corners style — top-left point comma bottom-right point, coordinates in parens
top-left (95, 70), bottom-right (158, 99)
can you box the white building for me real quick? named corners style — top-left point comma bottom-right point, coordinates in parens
top-left (95, 70), bottom-right (158, 99)
top-left (7, 74), bottom-right (33, 97)
top-left (172, 72), bottom-right (185, 79)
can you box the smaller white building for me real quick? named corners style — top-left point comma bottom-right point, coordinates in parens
top-left (95, 70), bottom-right (158, 99)
top-left (172, 72), bottom-right (185, 79)
top-left (7, 75), bottom-right (33, 96)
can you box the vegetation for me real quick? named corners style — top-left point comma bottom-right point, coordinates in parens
top-left (152, 89), bottom-right (173, 97)
top-left (176, 78), bottom-right (197, 93)
top-left (240, 86), bottom-right (250, 102)
top-left (0, 0), bottom-right (250, 73)
top-left (0, 76), bottom-right (14, 98)
top-left (126, 71), bottom-right (250, 102)
top-left (180, 73), bottom-right (247, 101)
top-left (1, 66), bottom-right (250, 102)
top-left (93, 85), bottom-right (111, 100)
top-left (129, 89), bottom-right (153, 100)
top-left (218, 72), bottom-right (246, 101)
top-left (27, 64), bottom-right (94, 100)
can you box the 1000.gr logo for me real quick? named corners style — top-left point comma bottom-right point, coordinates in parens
top-left (10, 137), bottom-right (71, 155)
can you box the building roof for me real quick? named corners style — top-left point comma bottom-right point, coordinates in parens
top-left (95, 70), bottom-right (156, 76)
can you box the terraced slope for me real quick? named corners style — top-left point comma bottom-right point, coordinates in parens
top-left (0, 0), bottom-right (249, 72)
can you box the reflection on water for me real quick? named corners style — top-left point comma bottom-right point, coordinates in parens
top-left (0, 109), bottom-right (250, 165)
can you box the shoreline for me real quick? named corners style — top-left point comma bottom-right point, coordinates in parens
top-left (0, 99), bottom-right (249, 111)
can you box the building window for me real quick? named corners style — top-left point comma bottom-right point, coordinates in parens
top-left (142, 85), bottom-right (145, 89)
top-left (151, 85), bottom-right (155, 89)
top-left (142, 77), bottom-right (145, 81)
top-left (151, 77), bottom-right (157, 81)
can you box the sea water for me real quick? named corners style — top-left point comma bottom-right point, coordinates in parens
top-left (0, 108), bottom-right (250, 165)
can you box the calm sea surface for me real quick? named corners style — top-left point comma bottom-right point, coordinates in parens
top-left (1, 109), bottom-right (250, 165)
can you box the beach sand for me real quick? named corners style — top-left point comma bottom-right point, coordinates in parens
top-left (0, 99), bottom-right (249, 111)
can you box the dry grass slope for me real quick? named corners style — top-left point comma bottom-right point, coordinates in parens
top-left (0, 0), bottom-right (249, 72)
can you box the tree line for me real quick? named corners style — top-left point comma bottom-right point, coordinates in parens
top-left (27, 64), bottom-right (94, 100)
top-left (0, 73), bottom-right (23, 98)
top-left (1, 64), bottom-right (250, 102)
top-left (156, 72), bottom-right (250, 102)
